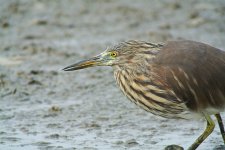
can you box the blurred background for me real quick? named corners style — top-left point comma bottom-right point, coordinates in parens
top-left (0, 0), bottom-right (225, 150)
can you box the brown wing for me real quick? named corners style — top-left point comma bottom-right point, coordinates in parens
top-left (153, 40), bottom-right (225, 112)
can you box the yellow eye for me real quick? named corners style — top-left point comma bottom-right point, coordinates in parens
top-left (110, 52), bottom-right (117, 57)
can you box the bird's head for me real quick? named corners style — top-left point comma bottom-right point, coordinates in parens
top-left (63, 40), bottom-right (162, 71)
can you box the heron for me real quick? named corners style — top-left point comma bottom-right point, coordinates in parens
top-left (63, 40), bottom-right (225, 150)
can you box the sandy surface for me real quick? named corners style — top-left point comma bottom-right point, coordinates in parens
top-left (1, 0), bottom-right (225, 150)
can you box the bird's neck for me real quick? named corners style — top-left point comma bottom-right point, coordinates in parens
top-left (113, 62), bottom-right (152, 77)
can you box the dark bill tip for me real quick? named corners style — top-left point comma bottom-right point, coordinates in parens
top-left (62, 65), bottom-right (80, 71)
top-left (63, 56), bottom-right (102, 71)
top-left (63, 62), bottom-right (95, 71)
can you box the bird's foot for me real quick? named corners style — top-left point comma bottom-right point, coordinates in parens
top-left (164, 144), bottom-right (184, 150)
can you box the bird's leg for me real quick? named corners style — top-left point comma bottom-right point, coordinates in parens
top-left (188, 113), bottom-right (215, 150)
top-left (164, 114), bottom-right (215, 150)
top-left (215, 113), bottom-right (225, 143)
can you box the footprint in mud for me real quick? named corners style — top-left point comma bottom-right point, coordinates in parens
top-left (124, 139), bottom-right (139, 147)
top-left (1, 137), bottom-right (21, 143)
top-left (31, 141), bottom-right (51, 147)
top-left (113, 139), bottom-right (139, 148)
top-left (45, 133), bottom-right (60, 139)
top-left (213, 145), bottom-right (225, 150)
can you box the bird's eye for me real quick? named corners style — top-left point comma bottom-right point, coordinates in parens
top-left (110, 52), bottom-right (117, 57)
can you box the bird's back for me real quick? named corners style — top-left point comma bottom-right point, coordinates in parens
top-left (153, 40), bottom-right (225, 114)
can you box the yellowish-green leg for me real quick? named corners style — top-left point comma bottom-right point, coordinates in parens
top-left (215, 113), bottom-right (225, 143)
top-left (187, 113), bottom-right (215, 150)
top-left (164, 113), bottom-right (215, 150)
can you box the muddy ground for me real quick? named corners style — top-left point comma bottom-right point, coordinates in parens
top-left (1, 0), bottom-right (225, 150)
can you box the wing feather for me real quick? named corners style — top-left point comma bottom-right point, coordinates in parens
top-left (153, 40), bottom-right (225, 112)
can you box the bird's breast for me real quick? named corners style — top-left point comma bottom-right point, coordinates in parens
top-left (113, 69), bottom-right (189, 119)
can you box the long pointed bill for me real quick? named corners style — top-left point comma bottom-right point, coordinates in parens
top-left (63, 55), bottom-right (102, 71)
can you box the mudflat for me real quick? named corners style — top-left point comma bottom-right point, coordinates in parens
top-left (1, 0), bottom-right (225, 149)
